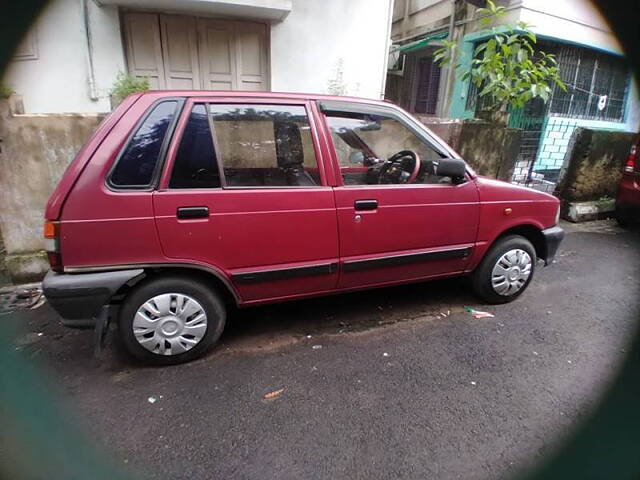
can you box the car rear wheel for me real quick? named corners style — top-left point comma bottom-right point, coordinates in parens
top-left (471, 235), bottom-right (537, 304)
top-left (118, 275), bottom-right (226, 365)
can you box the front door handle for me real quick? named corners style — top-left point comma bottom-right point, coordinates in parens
top-left (354, 199), bottom-right (378, 211)
top-left (177, 206), bottom-right (209, 219)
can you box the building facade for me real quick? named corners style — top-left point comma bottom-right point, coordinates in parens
top-left (3, 0), bottom-right (393, 114)
top-left (387, 0), bottom-right (639, 186)
top-left (0, 0), bottom-right (393, 283)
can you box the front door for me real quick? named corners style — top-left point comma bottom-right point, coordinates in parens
top-left (318, 101), bottom-right (480, 289)
top-left (154, 99), bottom-right (338, 303)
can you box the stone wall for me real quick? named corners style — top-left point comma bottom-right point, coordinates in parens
top-left (554, 127), bottom-right (637, 203)
top-left (417, 116), bottom-right (522, 182)
top-left (0, 98), bottom-right (104, 283)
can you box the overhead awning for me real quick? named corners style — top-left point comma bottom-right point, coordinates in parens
top-left (398, 31), bottom-right (449, 53)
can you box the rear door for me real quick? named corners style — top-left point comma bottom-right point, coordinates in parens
top-left (317, 101), bottom-right (480, 289)
top-left (154, 98), bottom-right (339, 303)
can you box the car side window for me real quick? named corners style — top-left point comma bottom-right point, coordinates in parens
top-left (110, 101), bottom-right (178, 188)
top-left (325, 111), bottom-right (449, 186)
top-left (169, 104), bottom-right (221, 189)
top-left (209, 104), bottom-right (320, 187)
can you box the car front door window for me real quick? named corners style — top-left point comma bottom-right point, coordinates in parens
top-left (325, 111), bottom-right (452, 186)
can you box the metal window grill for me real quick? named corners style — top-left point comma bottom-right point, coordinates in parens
top-left (465, 40), bottom-right (630, 122)
top-left (414, 57), bottom-right (441, 115)
top-left (543, 41), bottom-right (629, 122)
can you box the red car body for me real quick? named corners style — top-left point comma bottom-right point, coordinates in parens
top-left (616, 135), bottom-right (640, 225)
top-left (42, 91), bottom-right (563, 362)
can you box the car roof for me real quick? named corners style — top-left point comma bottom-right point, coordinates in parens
top-left (137, 90), bottom-right (393, 107)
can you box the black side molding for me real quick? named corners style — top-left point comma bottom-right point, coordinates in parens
top-left (232, 262), bottom-right (338, 284)
top-left (343, 247), bottom-right (471, 273)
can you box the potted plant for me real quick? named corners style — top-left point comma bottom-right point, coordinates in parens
top-left (110, 72), bottom-right (150, 109)
top-left (435, 0), bottom-right (566, 125)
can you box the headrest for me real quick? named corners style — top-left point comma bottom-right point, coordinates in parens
top-left (274, 121), bottom-right (304, 168)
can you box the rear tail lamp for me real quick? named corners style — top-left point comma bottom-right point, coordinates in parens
top-left (625, 144), bottom-right (638, 173)
top-left (44, 221), bottom-right (62, 272)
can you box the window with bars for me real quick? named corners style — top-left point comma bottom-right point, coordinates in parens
top-left (413, 56), bottom-right (441, 114)
top-left (544, 42), bottom-right (630, 122)
top-left (465, 40), bottom-right (630, 122)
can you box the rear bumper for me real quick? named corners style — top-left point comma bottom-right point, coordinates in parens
top-left (541, 226), bottom-right (565, 265)
top-left (42, 269), bottom-right (144, 328)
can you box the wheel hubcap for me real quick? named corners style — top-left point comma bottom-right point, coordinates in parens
top-left (491, 249), bottom-right (532, 296)
top-left (133, 293), bottom-right (207, 356)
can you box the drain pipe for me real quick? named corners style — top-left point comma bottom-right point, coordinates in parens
top-left (439, 0), bottom-right (457, 117)
top-left (380, 0), bottom-right (394, 99)
top-left (81, 0), bottom-right (99, 101)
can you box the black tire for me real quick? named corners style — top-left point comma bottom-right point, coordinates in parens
top-left (118, 275), bottom-right (226, 365)
top-left (470, 235), bottom-right (537, 304)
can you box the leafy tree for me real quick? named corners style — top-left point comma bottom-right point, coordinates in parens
top-left (434, 0), bottom-right (566, 113)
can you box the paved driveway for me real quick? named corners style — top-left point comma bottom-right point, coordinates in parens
top-left (4, 221), bottom-right (640, 479)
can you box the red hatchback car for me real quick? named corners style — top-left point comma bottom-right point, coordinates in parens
top-left (42, 91), bottom-right (563, 364)
top-left (616, 135), bottom-right (640, 226)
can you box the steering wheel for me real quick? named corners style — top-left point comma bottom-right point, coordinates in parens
top-left (377, 150), bottom-right (421, 184)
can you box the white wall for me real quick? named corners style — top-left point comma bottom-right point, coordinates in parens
top-left (4, 0), bottom-right (393, 111)
top-left (520, 0), bottom-right (622, 54)
top-left (270, 0), bottom-right (392, 99)
top-left (2, 0), bottom-right (125, 113)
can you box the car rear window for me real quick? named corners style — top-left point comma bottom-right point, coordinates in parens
top-left (109, 100), bottom-right (178, 188)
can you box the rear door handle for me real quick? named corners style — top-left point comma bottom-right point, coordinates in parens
top-left (354, 199), bottom-right (378, 211)
top-left (177, 206), bottom-right (209, 219)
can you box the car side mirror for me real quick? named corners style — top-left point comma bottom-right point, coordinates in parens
top-left (435, 158), bottom-right (466, 181)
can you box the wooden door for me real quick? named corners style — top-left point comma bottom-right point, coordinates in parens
top-left (234, 22), bottom-right (268, 91)
top-left (124, 12), bottom-right (165, 89)
top-left (160, 15), bottom-right (201, 89)
top-left (198, 19), bottom-right (236, 90)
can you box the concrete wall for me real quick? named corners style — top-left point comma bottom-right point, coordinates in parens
top-left (270, 0), bottom-right (392, 99)
top-left (0, 99), bottom-right (104, 282)
top-left (555, 127), bottom-right (636, 203)
top-left (418, 116), bottom-right (522, 182)
top-left (2, 0), bottom-right (125, 114)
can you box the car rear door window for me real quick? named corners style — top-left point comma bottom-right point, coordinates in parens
top-left (209, 104), bottom-right (320, 187)
top-left (169, 104), bottom-right (221, 189)
top-left (109, 100), bottom-right (178, 188)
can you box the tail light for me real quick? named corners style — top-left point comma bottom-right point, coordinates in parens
top-left (625, 143), bottom-right (638, 173)
top-left (44, 220), bottom-right (63, 272)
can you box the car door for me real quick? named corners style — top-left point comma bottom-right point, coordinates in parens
top-left (153, 98), bottom-right (339, 303)
top-left (316, 100), bottom-right (480, 289)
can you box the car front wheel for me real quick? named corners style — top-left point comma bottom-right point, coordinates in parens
top-left (118, 275), bottom-right (226, 365)
top-left (471, 235), bottom-right (537, 304)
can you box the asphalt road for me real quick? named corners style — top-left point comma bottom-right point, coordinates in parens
top-left (3, 220), bottom-right (640, 479)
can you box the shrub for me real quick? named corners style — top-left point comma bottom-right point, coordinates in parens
top-left (110, 72), bottom-right (150, 103)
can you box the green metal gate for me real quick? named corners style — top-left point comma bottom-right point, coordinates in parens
top-left (508, 99), bottom-right (550, 191)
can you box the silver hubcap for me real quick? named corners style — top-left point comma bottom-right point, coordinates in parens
top-left (491, 249), bottom-right (532, 296)
top-left (133, 293), bottom-right (207, 356)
